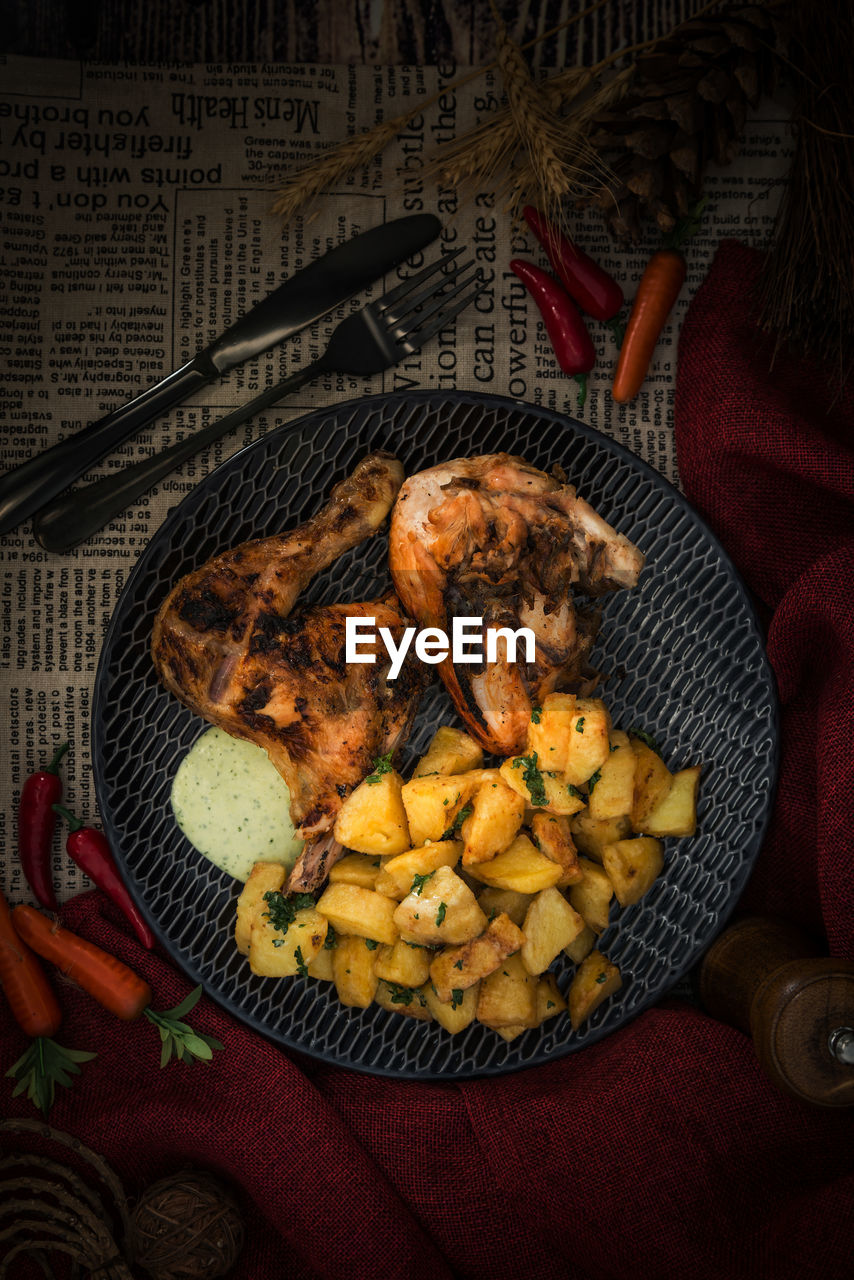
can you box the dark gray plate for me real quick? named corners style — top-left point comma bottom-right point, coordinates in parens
top-left (93, 390), bottom-right (777, 1078)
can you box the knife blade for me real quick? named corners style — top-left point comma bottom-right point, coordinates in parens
top-left (0, 213), bottom-right (441, 536)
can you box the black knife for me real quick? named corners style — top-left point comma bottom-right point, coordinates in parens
top-left (0, 213), bottom-right (441, 536)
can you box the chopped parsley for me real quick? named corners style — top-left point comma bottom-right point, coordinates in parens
top-left (324, 924), bottom-right (338, 950)
top-left (587, 769), bottom-right (602, 794)
top-left (294, 946), bottom-right (309, 978)
top-left (567, 783), bottom-right (585, 800)
top-left (511, 753), bottom-right (547, 806)
top-left (411, 871), bottom-right (434, 896)
top-left (547, 1000), bottom-right (555, 1009)
top-left (365, 751), bottom-right (394, 784)
top-left (454, 958), bottom-right (464, 970)
top-left (386, 984), bottom-right (414, 1006)
top-left (262, 890), bottom-right (315, 937)
top-left (628, 727), bottom-right (662, 757)
top-left (575, 717), bottom-right (585, 734)
top-left (487, 907), bottom-right (498, 923)
top-left (435, 902), bottom-right (447, 926)
top-left (531, 705), bottom-right (542, 724)
top-left (365, 938), bottom-right (379, 950)
top-left (595, 972), bottom-right (608, 985)
top-left (450, 989), bottom-right (463, 1009)
top-left (441, 803), bottom-right (473, 840)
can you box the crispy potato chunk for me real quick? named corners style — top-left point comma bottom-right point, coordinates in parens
top-left (374, 938), bottom-right (431, 988)
top-left (567, 857), bottom-right (614, 934)
top-left (499, 758), bottom-right (586, 816)
top-left (423, 981), bottom-right (479, 1033)
top-left (373, 841), bottom-right (462, 900)
top-left (249, 906), bottom-right (328, 978)
top-left (393, 865), bottom-right (487, 945)
top-left (461, 777), bottom-right (525, 866)
top-left (332, 935), bottom-right (377, 1007)
top-left (587, 730), bottom-right (635, 820)
top-left (374, 981), bottom-right (432, 1020)
top-left (641, 766), bottom-right (701, 837)
top-left (477, 952), bottom-right (537, 1029)
top-left (526, 692), bottom-right (577, 772)
top-left (429, 912), bottom-right (524, 1003)
top-left (536, 972), bottom-right (567, 1023)
top-left (333, 768), bottom-right (410, 856)
top-left (474, 885), bottom-right (533, 927)
top-left (521, 887), bottom-right (586, 975)
top-left (413, 726), bottom-right (484, 778)
top-left (602, 836), bottom-right (664, 906)
top-left (467, 834), bottom-right (563, 894)
top-left (400, 771), bottom-right (488, 846)
top-left (630, 738), bottom-right (673, 831)
top-left (560, 698), bottom-right (612, 787)
top-left (529, 812), bottom-right (583, 886)
top-left (564, 922), bottom-right (596, 964)
top-left (235, 862), bottom-right (285, 957)
top-left (570, 812), bottom-right (633, 862)
top-left (316, 883), bottom-right (399, 945)
top-left (306, 944), bottom-right (334, 981)
top-left (493, 1023), bottom-right (526, 1042)
top-left (328, 853), bottom-right (384, 890)
top-left (569, 950), bottom-right (622, 1030)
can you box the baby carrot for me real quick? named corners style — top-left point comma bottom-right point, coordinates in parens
top-left (611, 248), bottom-right (686, 402)
top-left (0, 892), bottom-right (61, 1039)
top-left (12, 905), bottom-right (152, 1022)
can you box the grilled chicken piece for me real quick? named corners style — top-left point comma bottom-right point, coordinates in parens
top-left (152, 453), bottom-right (428, 891)
top-left (389, 453), bottom-right (644, 756)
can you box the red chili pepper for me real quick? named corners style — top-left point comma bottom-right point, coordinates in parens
top-left (523, 206), bottom-right (624, 322)
top-left (52, 806), bottom-right (154, 949)
top-left (18, 742), bottom-right (69, 911)
top-left (511, 258), bottom-right (595, 410)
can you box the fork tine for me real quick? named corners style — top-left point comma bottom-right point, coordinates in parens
top-left (404, 276), bottom-right (491, 349)
top-left (394, 267), bottom-right (480, 334)
top-left (376, 247), bottom-right (466, 312)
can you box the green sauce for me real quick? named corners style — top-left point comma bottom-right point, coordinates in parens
top-left (171, 727), bottom-right (303, 882)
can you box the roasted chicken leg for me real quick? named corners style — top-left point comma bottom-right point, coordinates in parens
top-left (389, 453), bottom-right (644, 755)
top-left (152, 453), bottom-right (427, 890)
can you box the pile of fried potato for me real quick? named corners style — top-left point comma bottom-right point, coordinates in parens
top-left (235, 693), bottom-right (701, 1042)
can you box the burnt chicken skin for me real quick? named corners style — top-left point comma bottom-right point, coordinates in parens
top-left (388, 453), bottom-right (644, 756)
top-left (152, 453), bottom-right (427, 890)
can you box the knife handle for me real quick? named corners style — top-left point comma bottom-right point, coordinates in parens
top-left (33, 360), bottom-right (326, 554)
top-left (0, 360), bottom-right (213, 537)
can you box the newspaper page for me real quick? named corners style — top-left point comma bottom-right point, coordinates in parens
top-left (0, 55), bottom-right (788, 900)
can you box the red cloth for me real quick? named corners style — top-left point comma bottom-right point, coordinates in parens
top-left (2, 240), bottom-right (853, 1280)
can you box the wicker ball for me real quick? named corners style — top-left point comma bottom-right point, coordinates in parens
top-left (129, 1170), bottom-right (244, 1280)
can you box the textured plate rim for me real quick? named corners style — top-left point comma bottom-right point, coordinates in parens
top-left (93, 389), bottom-right (779, 1079)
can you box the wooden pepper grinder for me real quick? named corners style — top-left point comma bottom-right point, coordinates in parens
top-left (699, 916), bottom-right (854, 1107)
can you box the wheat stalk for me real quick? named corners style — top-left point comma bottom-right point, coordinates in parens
top-left (271, 114), bottom-right (408, 222)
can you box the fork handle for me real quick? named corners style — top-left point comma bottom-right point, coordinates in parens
top-left (33, 358), bottom-right (328, 554)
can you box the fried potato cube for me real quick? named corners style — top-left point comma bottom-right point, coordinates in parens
top-left (306, 944), bottom-right (334, 981)
top-left (413, 726), bottom-right (484, 778)
top-left (235, 862), bottom-right (285, 956)
top-left (429, 912), bottom-right (524, 1003)
top-left (328, 852), bottom-right (384, 890)
top-left (569, 950), bottom-right (622, 1030)
top-left (641, 765), bottom-right (702, 837)
top-left (423, 981), bottom-right (479, 1033)
top-left (567, 857), bottom-right (614, 934)
top-left (587, 729), bottom-right (635, 820)
top-left (249, 906), bottom-right (328, 978)
top-left (536, 972), bottom-right (567, 1024)
top-left (601, 836), bottom-right (664, 907)
top-left (529, 812), bottom-right (583, 886)
top-left (466, 834), bottom-right (563, 894)
top-left (526, 692), bottom-right (578, 772)
top-left (477, 952), bottom-right (537, 1029)
top-left (520, 887), bottom-right (586, 976)
top-left (474, 885), bottom-right (533, 927)
top-left (316, 882), bottom-right (399, 945)
top-left (374, 980), bottom-right (432, 1020)
top-left (493, 1023), bottom-right (526, 1042)
top-left (461, 777), bottom-right (525, 866)
top-left (570, 812), bottom-right (633, 862)
top-left (373, 841), bottom-right (462, 900)
top-left (393, 865), bottom-right (487, 945)
top-left (374, 938), bottom-right (431, 988)
top-left (560, 698), bottom-right (612, 787)
top-left (333, 767), bottom-right (410, 856)
top-left (400, 771), bottom-right (486, 847)
top-left (499, 759), bottom-right (586, 816)
top-left (332, 935), bottom-right (378, 1007)
top-left (630, 738), bottom-right (673, 831)
top-left (564, 922), bottom-right (596, 964)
